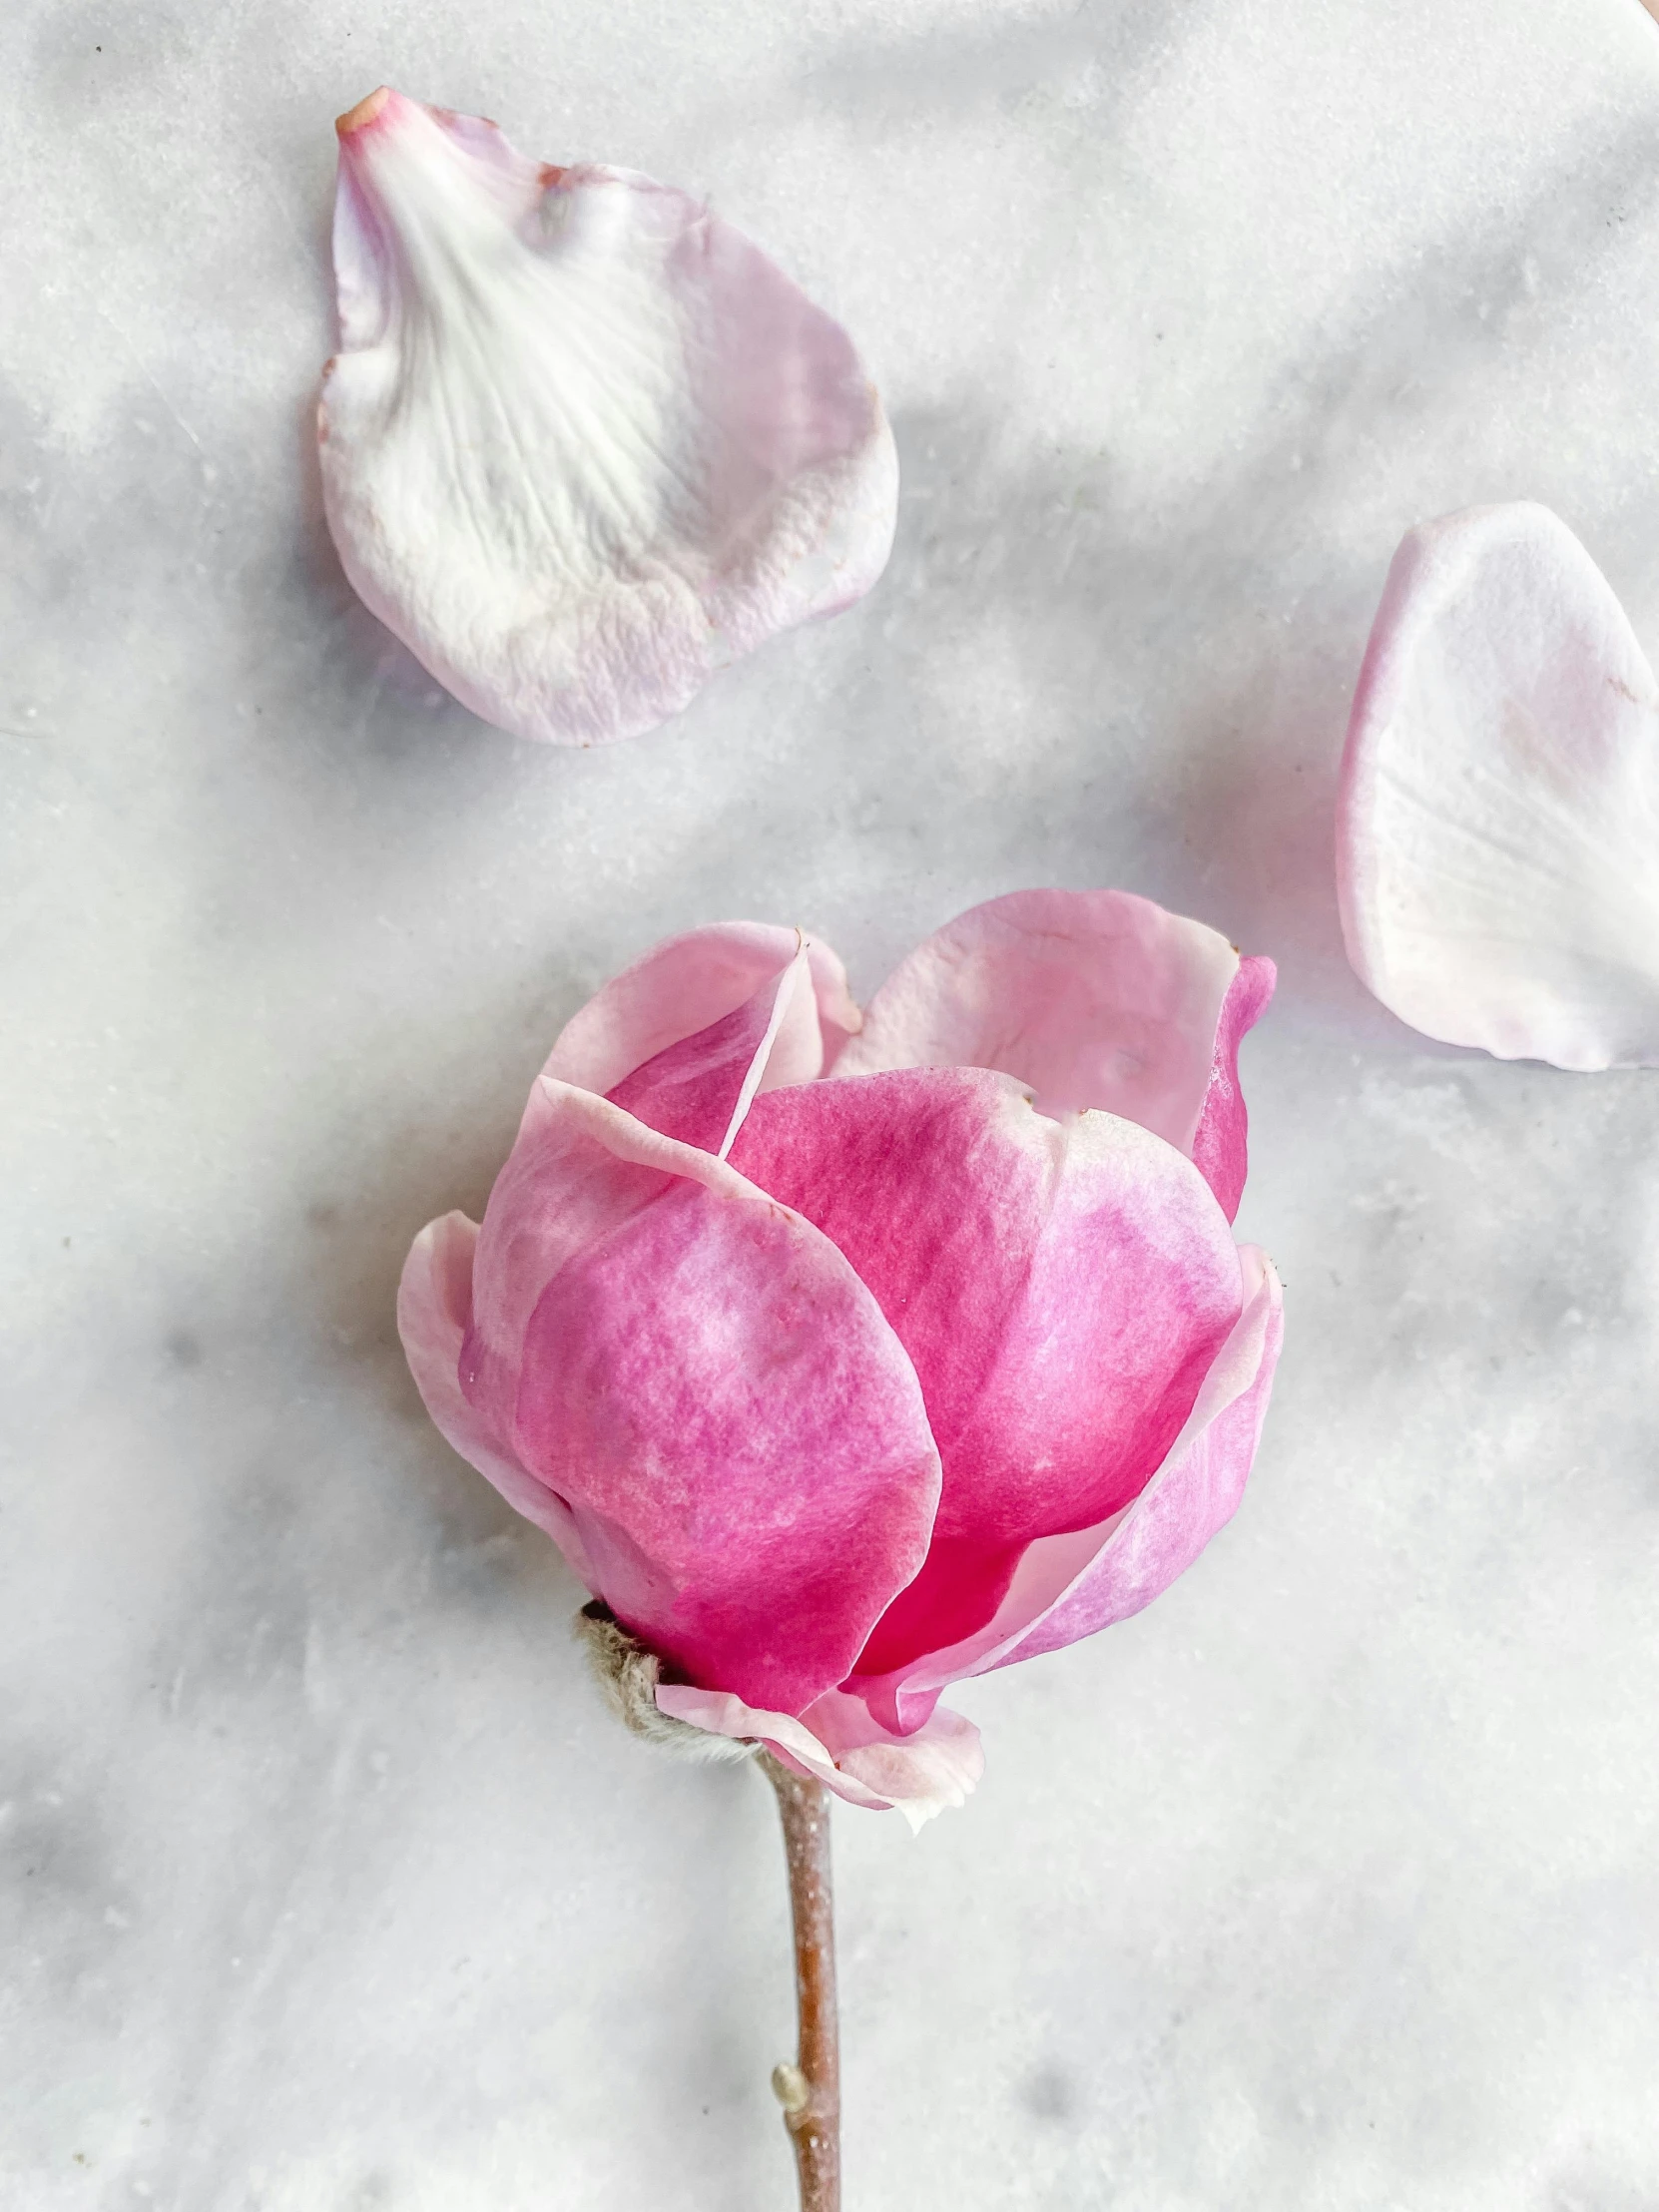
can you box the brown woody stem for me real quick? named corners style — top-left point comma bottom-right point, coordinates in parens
top-left (760, 1751), bottom-right (840, 2212)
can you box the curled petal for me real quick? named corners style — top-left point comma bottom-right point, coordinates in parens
top-left (1338, 502), bottom-right (1659, 1069)
top-left (852, 1248), bottom-right (1282, 1728)
top-left (834, 890), bottom-right (1271, 1209)
top-left (539, 921), bottom-right (860, 1104)
top-left (320, 89), bottom-right (897, 746)
top-left (460, 1081), bottom-right (941, 1715)
top-left (607, 940), bottom-right (818, 1156)
top-left (654, 1681), bottom-right (984, 1832)
top-left (1190, 954), bottom-right (1276, 1224)
top-left (729, 1068), bottom-right (1246, 1675)
top-left (996, 1245), bottom-right (1281, 1663)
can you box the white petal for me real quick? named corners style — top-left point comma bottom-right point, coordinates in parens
top-left (319, 89), bottom-right (897, 746)
top-left (1338, 502), bottom-right (1659, 1069)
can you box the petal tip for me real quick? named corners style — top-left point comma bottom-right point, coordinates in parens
top-left (336, 86), bottom-right (395, 140)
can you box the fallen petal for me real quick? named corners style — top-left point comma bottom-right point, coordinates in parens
top-left (321, 89), bottom-right (897, 745)
top-left (1338, 502), bottom-right (1659, 1069)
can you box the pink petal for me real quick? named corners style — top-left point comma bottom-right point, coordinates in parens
top-left (991, 1246), bottom-right (1282, 1666)
top-left (654, 1681), bottom-right (984, 1831)
top-left (1190, 955), bottom-right (1276, 1223)
top-left (851, 1248), bottom-right (1282, 1728)
top-left (396, 1210), bottom-right (598, 1585)
top-left (1339, 502), bottom-right (1659, 1069)
top-left (540, 922), bottom-right (860, 1103)
top-left (606, 941), bottom-right (819, 1156)
top-left (321, 90), bottom-right (897, 747)
top-left (728, 1068), bottom-right (1246, 1675)
top-left (460, 1081), bottom-right (940, 1715)
top-left (833, 890), bottom-right (1271, 1210)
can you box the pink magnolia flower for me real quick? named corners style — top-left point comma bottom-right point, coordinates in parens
top-left (399, 892), bottom-right (1283, 1826)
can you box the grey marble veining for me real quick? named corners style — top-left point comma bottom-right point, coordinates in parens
top-left (4, 1), bottom-right (1659, 2204)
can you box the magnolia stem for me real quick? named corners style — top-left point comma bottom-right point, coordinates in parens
top-left (760, 1752), bottom-right (840, 2212)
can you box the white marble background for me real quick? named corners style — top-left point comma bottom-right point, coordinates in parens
top-left (4, 0), bottom-right (1659, 2204)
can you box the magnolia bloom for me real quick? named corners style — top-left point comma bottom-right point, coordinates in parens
top-left (319, 88), bottom-right (897, 747)
top-left (399, 893), bottom-right (1283, 1827)
top-left (1339, 502), bottom-right (1659, 1069)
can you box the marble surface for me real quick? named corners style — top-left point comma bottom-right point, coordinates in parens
top-left (5, 1), bottom-right (1659, 2204)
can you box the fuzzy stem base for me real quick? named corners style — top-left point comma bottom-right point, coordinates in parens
top-left (760, 1752), bottom-right (840, 2212)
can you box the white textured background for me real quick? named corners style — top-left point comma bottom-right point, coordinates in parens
top-left (4, 1), bottom-right (1659, 2204)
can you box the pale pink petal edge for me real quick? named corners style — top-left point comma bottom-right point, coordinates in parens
top-left (1191, 954), bottom-right (1277, 1224)
top-left (655, 1683), bottom-right (984, 1832)
top-left (396, 1211), bottom-right (599, 1585)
